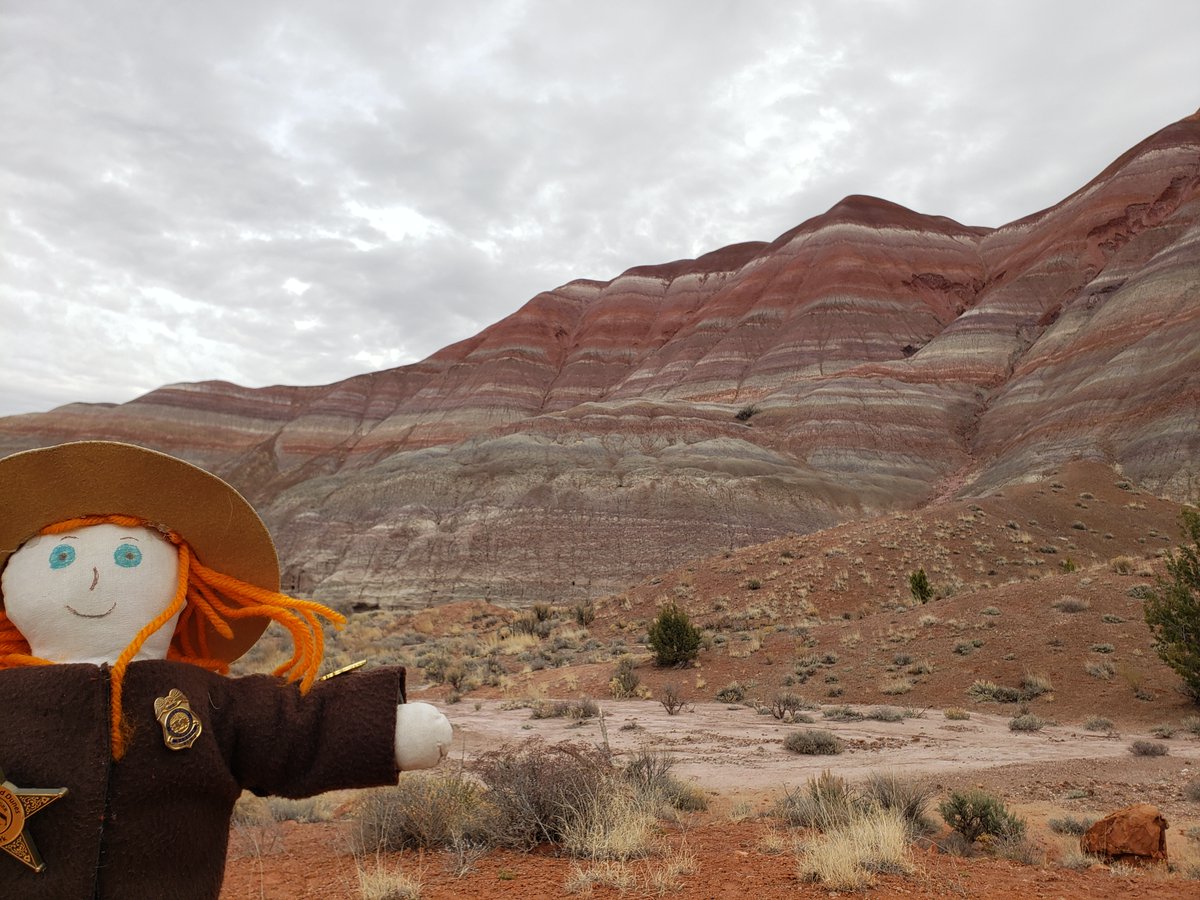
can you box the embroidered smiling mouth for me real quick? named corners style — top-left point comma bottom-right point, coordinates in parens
top-left (66, 602), bottom-right (117, 619)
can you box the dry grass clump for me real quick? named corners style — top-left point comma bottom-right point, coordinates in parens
top-left (530, 698), bottom-right (600, 720)
top-left (1129, 739), bottom-right (1169, 757)
top-left (1059, 843), bottom-right (1100, 870)
top-left (473, 739), bottom-right (615, 849)
top-left (623, 750), bottom-right (708, 813)
top-left (968, 674), bottom-right (1053, 705)
top-left (1085, 659), bottom-right (1115, 680)
top-left (880, 677), bottom-right (914, 695)
top-left (795, 808), bottom-right (913, 890)
top-left (1083, 715), bottom-right (1114, 732)
top-left (355, 738), bottom-right (682, 863)
top-left (860, 771), bottom-right (935, 833)
top-left (1048, 814), bottom-right (1096, 836)
top-left (353, 770), bottom-right (494, 854)
top-left (356, 861), bottom-right (423, 900)
top-left (609, 656), bottom-right (641, 699)
top-left (1019, 673), bottom-right (1054, 698)
top-left (967, 680), bottom-right (1021, 703)
top-left (822, 704), bottom-right (865, 721)
top-left (775, 770), bottom-right (857, 831)
top-left (1009, 713), bottom-right (1048, 732)
top-left (943, 707), bottom-right (970, 720)
top-left (775, 770), bottom-right (932, 836)
top-left (1109, 555), bottom-right (1136, 575)
top-left (565, 845), bottom-right (697, 895)
top-left (561, 785), bottom-right (656, 861)
top-left (714, 681), bottom-right (747, 703)
top-left (1052, 596), bottom-right (1091, 613)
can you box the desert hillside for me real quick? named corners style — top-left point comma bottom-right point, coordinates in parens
top-left (2, 112), bottom-right (1198, 609)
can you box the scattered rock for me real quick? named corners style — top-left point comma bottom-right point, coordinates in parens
top-left (1080, 803), bottom-right (1168, 863)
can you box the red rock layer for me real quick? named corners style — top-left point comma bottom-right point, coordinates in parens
top-left (1, 112), bottom-right (1197, 607)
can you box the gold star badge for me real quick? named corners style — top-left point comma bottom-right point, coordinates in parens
top-left (0, 766), bottom-right (67, 873)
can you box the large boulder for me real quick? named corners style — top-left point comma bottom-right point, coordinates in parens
top-left (1081, 803), bottom-right (1168, 863)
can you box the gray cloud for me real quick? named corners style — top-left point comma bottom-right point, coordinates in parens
top-left (2, 0), bottom-right (1198, 415)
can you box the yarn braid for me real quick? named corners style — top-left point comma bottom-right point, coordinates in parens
top-left (0, 514), bottom-right (346, 760)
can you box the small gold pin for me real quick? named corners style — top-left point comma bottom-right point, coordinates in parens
top-left (154, 689), bottom-right (202, 750)
top-left (319, 659), bottom-right (368, 681)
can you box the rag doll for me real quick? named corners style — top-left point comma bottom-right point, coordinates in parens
top-left (0, 441), bottom-right (452, 899)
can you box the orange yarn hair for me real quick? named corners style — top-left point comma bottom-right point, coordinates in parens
top-left (0, 514), bottom-right (346, 760)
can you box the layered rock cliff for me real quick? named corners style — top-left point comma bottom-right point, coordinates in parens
top-left (2, 112), bottom-right (1197, 608)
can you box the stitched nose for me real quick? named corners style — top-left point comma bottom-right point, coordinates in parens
top-left (90, 567), bottom-right (99, 591)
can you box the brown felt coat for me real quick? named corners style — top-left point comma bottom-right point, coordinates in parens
top-left (0, 659), bottom-right (405, 899)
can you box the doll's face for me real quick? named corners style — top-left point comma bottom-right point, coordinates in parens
top-left (2, 523), bottom-right (182, 665)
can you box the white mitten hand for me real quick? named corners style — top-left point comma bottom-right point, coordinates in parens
top-left (394, 702), bottom-right (453, 770)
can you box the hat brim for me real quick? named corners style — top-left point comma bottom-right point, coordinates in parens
top-left (0, 441), bottom-right (279, 664)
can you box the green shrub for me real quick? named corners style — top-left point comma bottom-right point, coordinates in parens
top-left (1143, 509), bottom-right (1200, 700)
top-left (1009, 713), bottom-right (1047, 732)
top-left (938, 789), bottom-right (1026, 843)
top-left (909, 569), bottom-right (933, 604)
top-left (1083, 715), bottom-right (1113, 732)
top-left (647, 603), bottom-right (702, 667)
top-left (784, 729), bottom-right (845, 755)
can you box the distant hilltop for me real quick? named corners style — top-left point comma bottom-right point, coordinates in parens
top-left (2, 112), bottom-right (1197, 609)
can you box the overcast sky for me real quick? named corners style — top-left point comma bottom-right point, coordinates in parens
top-left (2, 1), bottom-right (1198, 417)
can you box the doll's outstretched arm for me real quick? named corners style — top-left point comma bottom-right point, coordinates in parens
top-left (394, 702), bottom-right (453, 770)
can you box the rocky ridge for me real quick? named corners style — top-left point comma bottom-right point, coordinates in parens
top-left (1, 112), bottom-right (1197, 609)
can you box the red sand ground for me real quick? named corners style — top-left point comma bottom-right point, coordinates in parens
top-left (222, 465), bottom-right (1200, 897)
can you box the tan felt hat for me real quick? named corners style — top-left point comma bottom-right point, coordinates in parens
top-left (0, 441), bottom-right (279, 662)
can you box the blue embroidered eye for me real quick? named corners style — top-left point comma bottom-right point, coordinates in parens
top-left (49, 544), bottom-right (77, 569)
top-left (114, 543), bottom-right (143, 568)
